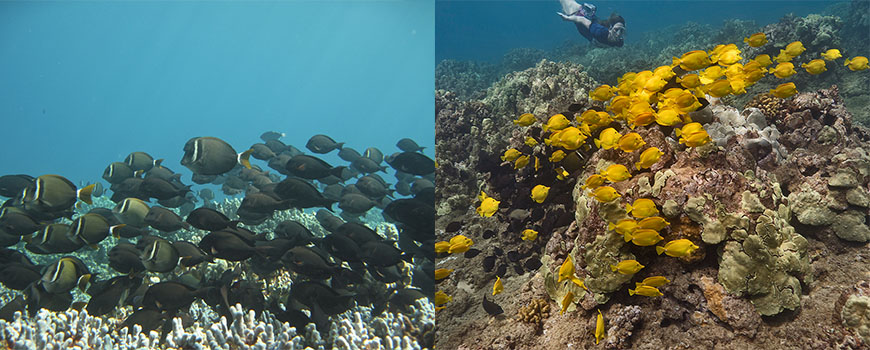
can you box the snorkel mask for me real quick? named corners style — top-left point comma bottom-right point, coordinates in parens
top-left (608, 22), bottom-right (625, 42)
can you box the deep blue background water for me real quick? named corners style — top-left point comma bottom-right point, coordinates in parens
top-left (436, 0), bottom-right (847, 62)
top-left (0, 1), bottom-right (434, 189)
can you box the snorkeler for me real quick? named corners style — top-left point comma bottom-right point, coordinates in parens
top-left (557, 1), bottom-right (625, 47)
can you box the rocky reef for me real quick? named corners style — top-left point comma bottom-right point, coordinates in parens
top-left (435, 48), bottom-right (870, 350)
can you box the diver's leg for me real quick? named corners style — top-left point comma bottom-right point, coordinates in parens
top-left (571, 15), bottom-right (592, 29)
top-left (559, 0), bottom-right (582, 16)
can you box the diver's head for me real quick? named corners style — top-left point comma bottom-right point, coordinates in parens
top-left (607, 14), bottom-right (625, 43)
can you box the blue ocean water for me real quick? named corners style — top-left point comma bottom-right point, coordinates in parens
top-left (437, 0), bottom-right (845, 62)
top-left (1, 0), bottom-right (434, 187)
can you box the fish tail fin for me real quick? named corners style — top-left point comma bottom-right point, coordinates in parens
top-left (656, 246), bottom-right (665, 255)
top-left (624, 232), bottom-right (632, 242)
top-left (110, 224), bottom-right (126, 239)
top-left (77, 273), bottom-right (93, 292)
top-left (610, 264), bottom-right (617, 272)
top-left (629, 289), bottom-right (635, 296)
top-left (228, 220), bottom-right (241, 229)
top-left (336, 142), bottom-right (345, 150)
top-left (625, 203), bottom-right (632, 214)
top-left (635, 161), bottom-right (642, 170)
top-left (238, 149), bottom-right (254, 169)
top-left (607, 222), bottom-right (615, 231)
top-left (594, 138), bottom-right (602, 148)
top-left (134, 170), bottom-right (145, 178)
top-left (672, 57), bottom-right (680, 66)
top-left (844, 58), bottom-right (851, 66)
top-left (154, 159), bottom-right (164, 168)
top-left (77, 184), bottom-right (95, 205)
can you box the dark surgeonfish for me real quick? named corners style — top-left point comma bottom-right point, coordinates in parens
top-left (141, 237), bottom-right (179, 273)
top-left (305, 134), bottom-right (344, 154)
top-left (25, 223), bottom-right (84, 254)
top-left (274, 178), bottom-right (336, 211)
top-left (125, 152), bottom-right (162, 172)
top-left (355, 175), bottom-right (393, 199)
top-left (338, 193), bottom-right (376, 215)
top-left (198, 231), bottom-right (260, 261)
top-left (260, 131), bottom-right (284, 142)
top-left (141, 281), bottom-right (206, 312)
top-left (113, 198), bottom-right (150, 228)
top-left (108, 243), bottom-right (146, 274)
top-left (386, 152), bottom-right (435, 175)
top-left (22, 175), bottom-right (95, 212)
top-left (396, 138), bottom-right (425, 153)
top-left (0, 174), bottom-right (34, 197)
top-left (0, 207), bottom-right (42, 236)
top-left (140, 177), bottom-right (191, 200)
top-left (84, 275), bottom-right (142, 317)
top-left (186, 207), bottom-right (236, 231)
top-left (250, 143), bottom-right (277, 160)
top-left (351, 157), bottom-right (387, 174)
top-left (363, 147), bottom-right (384, 164)
top-left (102, 162), bottom-right (135, 185)
top-left (68, 213), bottom-right (112, 247)
top-left (180, 137), bottom-right (253, 175)
top-left (282, 246), bottom-right (339, 280)
top-left (40, 256), bottom-right (91, 294)
top-left (144, 206), bottom-right (189, 232)
top-left (337, 147), bottom-right (362, 162)
top-left (274, 220), bottom-right (316, 246)
top-left (120, 309), bottom-right (167, 333)
top-left (173, 241), bottom-right (212, 267)
top-left (315, 209), bottom-right (344, 233)
top-left (0, 263), bottom-right (42, 290)
top-left (285, 155), bottom-right (339, 180)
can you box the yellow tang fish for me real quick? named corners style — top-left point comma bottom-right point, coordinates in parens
top-left (635, 147), bottom-right (664, 170)
top-left (560, 291), bottom-right (574, 315)
top-left (703, 79), bottom-right (733, 98)
top-left (549, 150), bottom-right (566, 163)
top-left (617, 133), bottom-right (646, 153)
top-left (629, 285), bottom-right (664, 297)
top-left (594, 128), bottom-right (622, 149)
top-left (521, 229), bottom-right (538, 241)
top-left (580, 174), bottom-right (606, 190)
top-left (558, 254), bottom-right (582, 285)
top-left (501, 148), bottom-right (521, 162)
top-left (524, 136), bottom-right (538, 147)
top-left (783, 41), bottom-right (806, 57)
top-left (550, 127), bottom-right (587, 150)
top-left (608, 218), bottom-right (638, 236)
top-left (590, 85), bottom-right (616, 101)
top-left (845, 56), bottom-right (869, 71)
top-left (680, 129), bottom-right (712, 147)
top-left (434, 241), bottom-right (450, 253)
top-left (656, 239), bottom-right (700, 257)
top-left (595, 310), bottom-right (605, 344)
top-left (821, 49), bottom-right (842, 61)
top-left (600, 164), bottom-right (632, 183)
top-left (530, 185), bottom-right (549, 203)
top-left (677, 73), bottom-right (702, 89)
top-left (655, 108), bottom-right (683, 126)
top-left (715, 46), bottom-right (742, 65)
top-left (514, 155), bottom-right (530, 169)
top-left (513, 113), bottom-right (536, 126)
top-left (773, 50), bottom-right (793, 63)
top-left (743, 32), bottom-right (767, 47)
top-left (629, 112), bottom-right (657, 129)
top-left (492, 276), bottom-right (503, 296)
top-left (654, 65), bottom-right (676, 80)
top-left (449, 235), bottom-right (472, 245)
top-left (448, 240), bottom-right (472, 254)
top-left (542, 114), bottom-right (570, 132)
top-left (434, 290), bottom-right (452, 306)
top-left (608, 96), bottom-right (632, 116)
top-left (626, 229), bottom-right (664, 246)
top-left (434, 268), bottom-right (453, 280)
top-left (636, 276), bottom-right (670, 288)
top-left (590, 186), bottom-right (621, 203)
top-left (610, 259), bottom-right (645, 274)
top-left (626, 198), bottom-right (658, 218)
top-left (637, 216), bottom-right (670, 231)
top-left (699, 65), bottom-right (724, 84)
top-left (769, 82), bottom-right (798, 99)
top-left (753, 54), bottom-right (773, 67)
top-left (476, 191), bottom-right (500, 217)
top-left (802, 59), bottom-right (827, 75)
top-left (673, 50), bottom-right (712, 71)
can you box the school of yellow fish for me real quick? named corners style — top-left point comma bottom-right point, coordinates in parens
top-left (443, 32), bottom-right (867, 343)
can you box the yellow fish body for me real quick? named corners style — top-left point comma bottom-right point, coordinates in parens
top-left (821, 49), bottom-right (842, 61)
top-left (476, 191), bottom-right (500, 217)
top-left (435, 290), bottom-right (452, 306)
top-left (434, 241), bottom-right (450, 253)
top-left (627, 229), bottom-right (664, 246)
top-left (448, 241), bottom-right (472, 254)
top-left (501, 148), bottom-right (521, 162)
top-left (774, 50), bottom-right (793, 63)
top-left (637, 216), bottom-right (670, 231)
top-left (703, 79), bottom-right (733, 98)
top-left (676, 123), bottom-right (712, 147)
top-left (434, 268), bottom-right (453, 280)
top-left (628, 111), bottom-right (657, 129)
top-left (530, 185), bottom-right (550, 203)
top-left (581, 174), bottom-right (606, 190)
top-left (590, 85), bottom-right (616, 101)
top-left (595, 310), bottom-right (605, 344)
top-left (513, 113), bottom-right (536, 126)
top-left (629, 285), bottom-right (664, 297)
top-left (635, 147), bottom-right (664, 170)
top-left (542, 114), bottom-right (570, 132)
top-left (524, 136), bottom-right (539, 147)
top-left (549, 150), bottom-right (566, 163)
top-left (626, 198), bottom-right (659, 218)
top-left (677, 74), bottom-right (702, 89)
top-left (590, 186), bottom-right (621, 202)
top-left (699, 65), bottom-right (724, 84)
top-left (594, 128), bottom-right (622, 149)
top-left (674, 50), bottom-right (712, 71)
top-left (608, 218), bottom-right (638, 237)
top-left (845, 56), bottom-right (869, 71)
top-left (514, 155), bottom-right (530, 169)
top-left (521, 229), bottom-right (538, 241)
top-left (600, 164), bottom-right (632, 183)
top-left (637, 276), bottom-right (670, 288)
top-left (655, 108), bottom-right (683, 126)
top-left (610, 259), bottom-right (645, 274)
top-left (617, 133), bottom-right (646, 152)
top-left (769, 82), bottom-right (798, 99)
top-left (560, 291), bottom-right (574, 315)
top-left (753, 54), bottom-right (773, 67)
top-left (492, 276), bottom-right (503, 295)
top-left (802, 59), bottom-right (827, 75)
top-left (656, 238), bottom-right (700, 257)
top-left (558, 255), bottom-right (576, 283)
top-left (743, 32), bottom-right (767, 47)
top-left (550, 127), bottom-right (587, 150)
top-left (608, 96), bottom-right (632, 116)
top-left (783, 41), bottom-right (806, 57)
